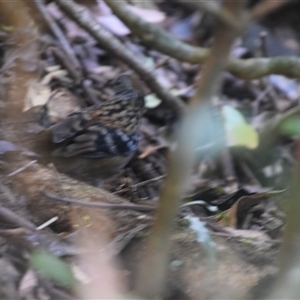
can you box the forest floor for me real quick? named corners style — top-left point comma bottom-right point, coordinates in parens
top-left (0, 1), bottom-right (300, 299)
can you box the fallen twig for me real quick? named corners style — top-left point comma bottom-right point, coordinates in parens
top-left (7, 160), bottom-right (37, 177)
top-left (113, 175), bottom-right (165, 195)
top-left (55, 0), bottom-right (185, 116)
top-left (42, 190), bottom-right (156, 212)
top-left (0, 204), bottom-right (36, 231)
top-left (49, 46), bottom-right (82, 84)
top-left (34, 0), bottom-right (82, 82)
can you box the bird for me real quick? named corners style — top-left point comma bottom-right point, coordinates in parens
top-left (23, 74), bottom-right (145, 185)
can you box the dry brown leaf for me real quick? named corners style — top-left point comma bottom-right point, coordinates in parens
top-left (217, 189), bottom-right (285, 228)
top-left (217, 204), bottom-right (238, 228)
top-left (18, 269), bottom-right (38, 298)
top-left (23, 81), bottom-right (52, 112)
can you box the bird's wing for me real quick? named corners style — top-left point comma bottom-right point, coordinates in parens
top-left (52, 121), bottom-right (140, 158)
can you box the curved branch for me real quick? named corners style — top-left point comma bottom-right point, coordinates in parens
top-left (105, 0), bottom-right (300, 80)
top-left (229, 56), bottom-right (300, 79)
top-left (104, 0), bottom-right (209, 63)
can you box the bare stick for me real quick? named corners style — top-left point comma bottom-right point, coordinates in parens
top-left (42, 190), bottom-right (156, 212)
top-left (7, 160), bottom-right (37, 177)
top-left (0, 204), bottom-right (36, 231)
top-left (34, 0), bottom-right (82, 81)
top-left (113, 175), bottom-right (166, 194)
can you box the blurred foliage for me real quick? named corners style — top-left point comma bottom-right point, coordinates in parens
top-left (222, 105), bottom-right (259, 149)
top-left (280, 116), bottom-right (300, 136)
top-left (30, 250), bottom-right (75, 288)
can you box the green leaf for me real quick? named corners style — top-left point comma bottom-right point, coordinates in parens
top-left (281, 117), bottom-right (300, 136)
top-left (30, 250), bottom-right (75, 288)
top-left (222, 105), bottom-right (259, 149)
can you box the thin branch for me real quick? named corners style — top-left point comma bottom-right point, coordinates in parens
top-left (7, 160), bottom-right (37, 177)
top-left (55, 0), bottom-right (185, 116)
top-left (176, 0), bottom-right (293, 24)
top-left (113, 175), bottom-right (166, 194)
top-left (267, 140), bottom-right (300, 298)
top-left (49, 46), bottom-right (82, 84)
top-left (0, 204), bottom-right (36, 231)
top-left (229, 55), bottom-right (300, 79)
top-left (134, 1), bottom-right (246, 298)
top-left (36, 216), bottom-right (59, 230)
top-left (42, 190), bottom-right (156, 212)
top-left (104, 0), bottom-right (209, 64)
top-left (34, 0), bottom-right (82, 82)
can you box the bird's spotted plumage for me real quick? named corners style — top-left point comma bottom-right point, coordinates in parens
top-left (51, 74), bottom-right (144, 160)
